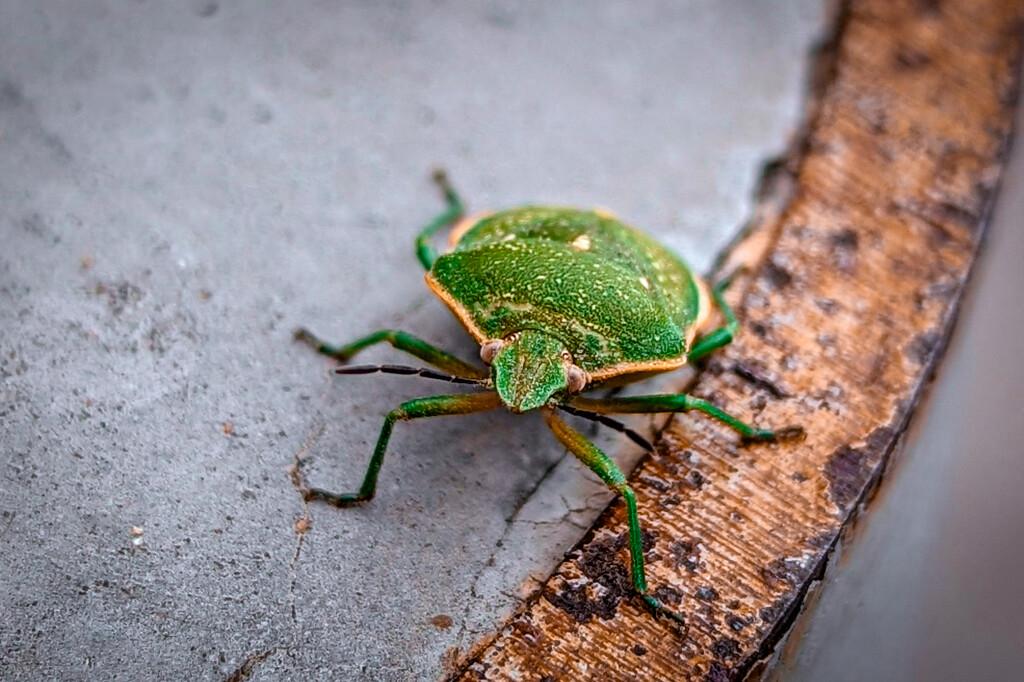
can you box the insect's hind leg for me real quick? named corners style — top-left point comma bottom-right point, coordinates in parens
top-left (688, 275), bottom-right (739, 362)
top-left (307, 392), bottom-right (501, 506)
top-left (415, 169), bottom-right (465, 270)
top-left (542, 409), bottom-right (685, 625)
top-left (567, 394), bottom-right (803, 442)
top-left (293, 327), bottom-right (487, 379)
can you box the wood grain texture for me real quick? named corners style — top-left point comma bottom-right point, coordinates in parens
top-left (446, 0), bottom-right (1024, 680)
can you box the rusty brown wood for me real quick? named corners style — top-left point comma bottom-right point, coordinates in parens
top-left (445, 0), bottom-right (1024, 680)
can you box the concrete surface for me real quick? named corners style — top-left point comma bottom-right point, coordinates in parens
top-left (778, 80), bottom-right (1024, 682)
top-left (0, 1), bottom-right (825, 680)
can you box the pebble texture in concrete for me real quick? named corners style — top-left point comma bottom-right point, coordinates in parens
top-left (0, 1), bottom-right (824, 679)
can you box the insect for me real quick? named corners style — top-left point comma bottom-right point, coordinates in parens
top-left (294, 170), bottom-right (800, 622)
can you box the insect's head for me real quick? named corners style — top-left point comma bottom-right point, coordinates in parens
top-left (480, 329), bottom-right (587, 413)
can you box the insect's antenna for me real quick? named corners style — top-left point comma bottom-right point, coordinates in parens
top-left (557, 405), bottom-right (655, 453)
top-left (336, 364), bottom-right (487, 386)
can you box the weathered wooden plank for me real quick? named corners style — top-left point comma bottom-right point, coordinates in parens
top-left (446, 0), bottom-right (1024, 679)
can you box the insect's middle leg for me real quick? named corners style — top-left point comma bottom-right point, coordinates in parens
top-left (306, 392), bottom-right (501, 507)
top-left (688, 276), bottom-right (739, 362)
top-left (568, 394), bottom-right (800, 441)
top-left (293, 327), bottom-right (487, 379)
top-left (542, 409), bottom-right (685, 624)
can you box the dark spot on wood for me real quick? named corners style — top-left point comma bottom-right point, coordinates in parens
top-left (807, 532), bottom-right (834, 550)
top-left (632, 643), bottom-right (648, 656)
top-left (730, 361), bottom-right (790, 398)
top-left (815, 297), bottom-right (838, 314)
top-left (759, 599), bottom-right (789, 624)
top-left (760, 558), bottom-right (809, 588)
top-left (726, 600), bottom-right (741, 610)
top-left (889, 197), bottom-right (966, 245)
top-left (762, 258), bottom-right (793, 289)
top-left (544, 535), bottom-right (631, 623)
top-left (936, 199), bottom-right (981, 227)
top-left (689, 470), bottom-right (706, 489)
top-left (998, 63), bottom-right (1022, 105)
top-left (866, 426), bottom-right (896, 453)
top-left (705, 359), bottom-right (727, 376)
top-left (510, 617), bottom-right (539, 640)
top-left (467, 661), bottom-right (492, 678)
top-left (914, 0), bottom-right (942, 16)
top-left (639, 475), bottom-right (671, 493)
top-left (543, 580), bottom-right (591, 624)
top-left (670, 539), bottom-right (701, 573)
top-left (894, 46), bottom-right (931, 69)
top-left (702, 390), bottom-right (726, 409)
top-left (747, 320), bottom-right (770, 340)
top-left (825, 382), bottom-right (846, 401)
top-left (653, 584), bottom-right (683, 605)
top-left (726, 614), bottom-right (751, 632)
top-left (695, 586), bottom-right (719, 602)
top-left (712, 637), bottom-right (742, 661)
top-left (923, 280), bottom-right (959, 300)
top-left (830, 228), bottom-right (859, 272)
top-left (640, 528), bottom-right (658, 553)
top-left (790, 471), bottom-right (808, 483)
top-left (907, 330), bottom-right (941, 365)
top-left (659, 495), bottom-right (681, 508)
top-left (824, 445), bottom-right (868, 509)
top-left (704, 662), bottom-right (730, 682)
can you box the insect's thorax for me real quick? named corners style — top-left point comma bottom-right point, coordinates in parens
top-left (426, 207), bottom-right (706, 380)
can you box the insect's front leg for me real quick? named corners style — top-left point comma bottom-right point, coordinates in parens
top-left (306, 392), bottom-right (501, 507)
top-left (542, 409), bottom-right (686, 625)
top-left (567, 395), bottom-right (803, 442)
top-left (293, 327), bottom-right (487, 379)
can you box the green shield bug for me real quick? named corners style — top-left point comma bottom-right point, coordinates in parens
top-left (294, 170), bottom-right (801, 623)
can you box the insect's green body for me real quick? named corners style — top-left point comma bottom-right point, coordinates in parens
top-left (295, 172), bottom-right (798, 625)
top-left (428, 207), bottom-right (707, 378)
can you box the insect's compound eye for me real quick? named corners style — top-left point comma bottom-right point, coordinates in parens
top-left (480, 339), bottom-right (503, 365)
top-left (566, 364), bottom-right (587, 393)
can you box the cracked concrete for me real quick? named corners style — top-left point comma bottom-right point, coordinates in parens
top-left (0, 1), bottom-right (825, 679)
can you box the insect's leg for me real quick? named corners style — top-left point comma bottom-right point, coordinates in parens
top-left (567, 395), bottom-right (802, 441)
top-left (687, 276), bottom-right (739, 362)
top-left (542, 409), bottom-right (685, 624)
top-left (415, 169), bottom-right (465, 270)
top-left (307, 392), bottom-right (501, 506)
top-left (293, 328), bottom-right (487, 379)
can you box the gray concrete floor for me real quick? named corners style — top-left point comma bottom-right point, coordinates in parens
top-left (777, 81), bottom-right (1024, 682)
top-left (0, 2), bottom-right (826, 680)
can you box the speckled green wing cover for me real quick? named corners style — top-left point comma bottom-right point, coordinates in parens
top-left (426, 207), bottom-right (705, 377)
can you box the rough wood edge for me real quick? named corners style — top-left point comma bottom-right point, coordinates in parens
top-left (445, 0), bottom-right (1024, 679)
